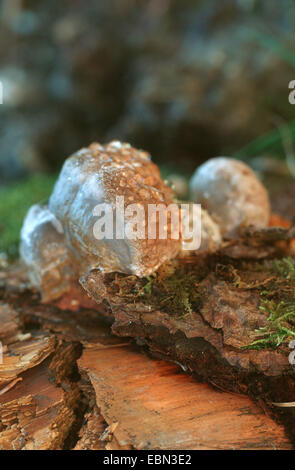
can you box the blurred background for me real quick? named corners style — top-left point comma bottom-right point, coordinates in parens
top-left (1, 0), bottom-right (295, 257)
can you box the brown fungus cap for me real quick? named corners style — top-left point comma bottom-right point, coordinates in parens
top-left (48, 141), bottom-right (180, 277)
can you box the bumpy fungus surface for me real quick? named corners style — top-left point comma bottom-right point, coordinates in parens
top-left (189, 157), bottom-right (271, 237)
top-left (20, 203), bottom-right (75, 302)
top-left (49, 140), bottom-right (180, 275)
top-left (21, 141), bottom-right (180, 300)
top-left (181, 208), bottom-right (222, 253)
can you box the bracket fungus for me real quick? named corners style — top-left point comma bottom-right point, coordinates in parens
top-left (20, 141), bottom-right (180, 301)
top-left (189, 157), bottom-right (271, 237)
top-left (20, 147), bottom-right (272, 303)
top-left (20, 203), bottom-right (75, 302)
top-left (180, 208), bottom-right (222, 253)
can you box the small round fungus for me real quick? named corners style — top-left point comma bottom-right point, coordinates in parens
top-left (189, 157), bottom-right (271, 237)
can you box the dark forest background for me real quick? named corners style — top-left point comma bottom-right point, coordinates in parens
top-left (1, 0), bottom-right (295, 255)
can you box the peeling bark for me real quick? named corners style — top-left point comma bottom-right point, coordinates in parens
top-left (0, 261), bottom-right (294, 449)
top-left (80, 250), bottom-right (295, 446)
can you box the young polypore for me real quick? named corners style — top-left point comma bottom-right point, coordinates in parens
top-left (20, 141), bottom-right (180, 301)
top-left (20, 203), bottom-right (74, 302)
top-left (189, 157), bottom-right (271, 237)
top-left (181, 207), bottom-right (222, 253)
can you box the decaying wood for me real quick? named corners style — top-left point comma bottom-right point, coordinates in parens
top-left (82, 269), bottom-right (291, 373)
top-left (218, 225), bottom-right (295, 259)
top-left (74, 406), bottom-right (107, 450)
top-left (0, 357), bottom-right (64, 449)
top-left (80, 228), bottom-right (295, 446)
top-left (0, 334), bottom-right (55, 387)
top-left (0, 259), bottom-right (294, 449)
top-left (0, 268), bottom-right (91, 450)
top-left (0, 335), bottom-right (89, 449)
top-left (78, 342), bottom-right (292, 450)
top-left (0, 303), bottom-right (21, 345)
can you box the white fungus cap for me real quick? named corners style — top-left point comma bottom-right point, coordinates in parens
top-left (181, 208), bottom-right (222, 253)
top-left (189, 157), bottom-right (271, 237)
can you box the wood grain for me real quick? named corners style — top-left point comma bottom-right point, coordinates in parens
top-left (79, 343), bottom-right (292, 450)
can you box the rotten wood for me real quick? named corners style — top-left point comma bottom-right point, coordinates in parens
top-left (80, 235), bottom-right (295, 446)
top-left (0, 257), bottom-right (294, 449)
top-left (78, 342), bottom-right (292, 450)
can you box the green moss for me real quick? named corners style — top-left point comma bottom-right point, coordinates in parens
top-left (214, 257), bottom-right (295, 351)
top-left (244, 257), bottom-right (295, 351)
top-left (108, 256), bottom-right (208, 319)
top-left (137, 258), bottom-right (208, 318)
top-left (0, 173), bottom-right (56, 257)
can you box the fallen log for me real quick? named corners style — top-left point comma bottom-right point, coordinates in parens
top-left (78, 340), bottom-right (292, 450)
top-left (80, 247), bottom-right (295, 445)
top-left (0, 261), bottom-right (293, 449)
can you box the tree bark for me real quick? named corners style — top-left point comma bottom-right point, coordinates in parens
top-left (0, 252), bottom-right (294, 449)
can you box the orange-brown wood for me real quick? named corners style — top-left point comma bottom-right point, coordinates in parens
top-left (79, 344), bottom-right (292, 450)
top-left (269, 213), bottom-right (292, 228)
